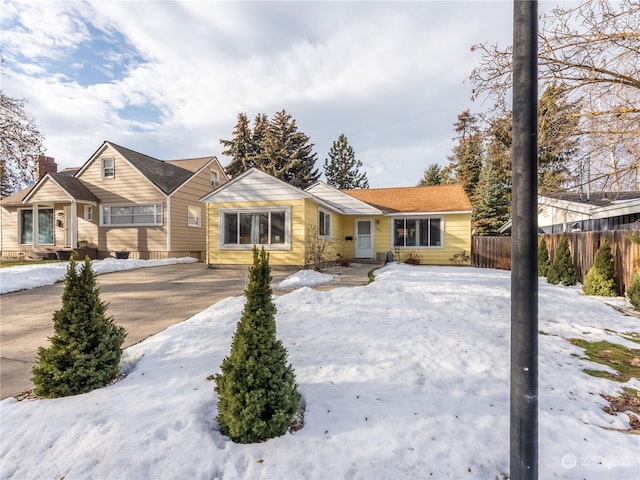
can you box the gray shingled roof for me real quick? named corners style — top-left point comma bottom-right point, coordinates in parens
top-left (543, 191), bottom-right (640, 207)
top-left (109, 142), bottom-right (195, 194)
top-left (49, 173), bottom-right (99, 202)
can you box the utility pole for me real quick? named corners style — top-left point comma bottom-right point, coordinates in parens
top-left (511, 1), bottom-right (539, 479)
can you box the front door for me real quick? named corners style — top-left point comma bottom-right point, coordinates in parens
top-left (355, 219), bottom-right (374, 258)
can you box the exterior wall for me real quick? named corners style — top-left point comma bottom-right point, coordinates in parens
top-left (79, 145), bottom-right (168, 257)
top-left (169, 165), bottom-right (218, 260)
top-left (27, 180), bottom-right (71, 202)
top-left (1, 203), bottom-right (67, 257)
top-left (206, 199), bottom-right (307, 266)
top-left (303, 201), bottom-right (346, 265)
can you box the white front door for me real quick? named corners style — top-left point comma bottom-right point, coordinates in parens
top-left (63, 206), bottom-right (71, 247)
top-left (355, 219), bottom-right (374, 258)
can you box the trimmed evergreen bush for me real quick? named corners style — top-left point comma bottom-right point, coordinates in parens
top-left (538, 237), bottom-right (550, 277)
top-left (582, 239), bottom-right (617, 296)
top-left (32, 256), bottom-right (126, 397)
top-left (627, 272), bottom-right (640, 309)
top-left (215, 247), bottom-right (300, 443)
top-left (547, 233), bottom-right (577, 286)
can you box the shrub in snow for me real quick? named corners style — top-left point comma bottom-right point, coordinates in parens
top-left (215, 247), bottom-right (300, 443)
top-left (32, 256), bottom-right (127, 397)
top-left (626, 272), bottom-right (640, 310)
top-left (537, 237), bottom-right (550, 277)
top-left (582, 239), bottom-right (617, 296)
top-left (547, 233), bottom-right (576, 286)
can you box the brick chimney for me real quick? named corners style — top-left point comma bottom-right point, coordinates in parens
top-left (37, 155), bottom-right (57, 179)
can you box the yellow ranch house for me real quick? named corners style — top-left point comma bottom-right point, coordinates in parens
top-left (201, 168), bottom-right (472, 267)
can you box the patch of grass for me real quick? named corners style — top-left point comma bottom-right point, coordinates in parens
top-left (0, 259), bottom-right (65, 268)
top-left (367, 267), bottom-right (380, 285)
top-left (569, 338), bottom-right (640, 382)
top-left (621, 332), bottom-right (640, 345)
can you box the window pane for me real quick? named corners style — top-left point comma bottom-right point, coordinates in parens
top-left (405, 219), bottom-right (417, 246)
top-left (271, 212), bottom-right (285, 244)
top-left (394, 219), bottom-right (404, 247)
top-left (38, 209), bottom-right (54, 244)
top-left (430, 218), bottom-right (441, 246)
top-left (224, 213), bottom-right (238, 244)
top-left (188, 206), bottom-right (200, 226)
top-left (418, 219), bottom-right (430, 246)
top-left (20, 210), bottom-right (33, 244)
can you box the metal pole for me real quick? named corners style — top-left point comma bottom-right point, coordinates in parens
top-left (511, 1), bottom-right (538, 479)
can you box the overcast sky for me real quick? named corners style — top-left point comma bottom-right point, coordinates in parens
top-left (2, 1), bottom-right (527, 187)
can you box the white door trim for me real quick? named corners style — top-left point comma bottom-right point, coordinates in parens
top-left (354, 218), bottom-right (374, 258)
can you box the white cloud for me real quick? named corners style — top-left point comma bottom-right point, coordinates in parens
top-left (2, 0), bottom-right (517, 185)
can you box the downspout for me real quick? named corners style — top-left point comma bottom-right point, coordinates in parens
top-left (166, 196), bottom-right (171, 254)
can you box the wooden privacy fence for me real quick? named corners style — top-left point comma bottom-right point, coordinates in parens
top-left (472, 230), bottom-right (640, 295)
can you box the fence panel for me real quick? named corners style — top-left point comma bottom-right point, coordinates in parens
top-left (472, 230), bottom-right (640, 295)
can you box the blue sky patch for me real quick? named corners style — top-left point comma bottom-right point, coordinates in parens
top-left (117, 103), bottom-right (164, 125)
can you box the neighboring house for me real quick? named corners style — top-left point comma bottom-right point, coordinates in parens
top-left (0, 141), bottom-right (228, 260)
top-left (201, 168), bottom-right (472, 267)
top-left (498, 191), bottom-right (640, 235)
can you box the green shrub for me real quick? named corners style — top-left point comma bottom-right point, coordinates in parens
top-left (538, 237), bottom-right (550, 277)
top-left (32, 256), bottom-right (126, 397)
top-left (582, 239), bottom-right (617, 296)
top-left (215, 247), bottom-right (300, 443)
top-left (627, 272), bottom-right (640, 310)
top-left (547, 233), bottom-right (576, 286)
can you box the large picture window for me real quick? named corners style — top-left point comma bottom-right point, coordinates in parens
top-left (19, 208), bottom-right (54, 245)
top-left (221, 208), bottom-right (288, 248)
top-left (101, 204), bottom-right (163, 226)
top-left (393, 217), bottom-right (442, 247)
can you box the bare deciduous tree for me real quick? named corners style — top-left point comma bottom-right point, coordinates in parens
top-left (0, 90), bottom-right (45, 194)
top-left (470, 0), bottom-right (640, 191)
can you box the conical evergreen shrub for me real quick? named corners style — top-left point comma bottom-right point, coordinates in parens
top-left (627, 272), bottom-right (640, 309)
top-left (547, 233), bottom-right (576, 286)
top-left (538, 237), bottom-right (550, 277)
top-left (215, 246), bottom-right (300, 443)
top-left (582, 239), bottom-right (617, 296)
top-left (32, 256), bottom-right (126, 397)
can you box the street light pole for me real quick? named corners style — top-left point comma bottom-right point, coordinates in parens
top-left (511, 1), bottom-right (539, 479)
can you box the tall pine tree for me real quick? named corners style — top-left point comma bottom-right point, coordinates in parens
top-left (32, 256), bottom-right (126, 397)
top-left (448, 110), bottom-right (483, 198)
top-left (324, 134), bottom-right (369, 189)
top-left (220, 113), bottom-right (255, 178)
top-left (215, 247), bottom-right (300, 443)
top-left (472, 160), bottom-right (510, 236)
top-left (417, 163), bottom-right (442, 186)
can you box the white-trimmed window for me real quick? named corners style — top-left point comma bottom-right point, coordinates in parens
top-left (393, 217), bottom-right (442, 247)
top-left (101, 204), bottom-right (163, 226)
top-left (84, 205), bottom-right (94, 221)
top-left (318, 209), bottom-right (331, 238)
top-left (188, 205), bottom-right (201, 227)
top-left (211, 171), bottom-right (220, 187)
top-left (220, 207), bottom-right (289, 248)
top-left (19, 208), bottom-right (54, 245)
top-left (101, 157), bottom-right (115, 179)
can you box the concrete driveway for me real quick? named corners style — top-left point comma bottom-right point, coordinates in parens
top-left (0, 261), bottom-right (374, 399)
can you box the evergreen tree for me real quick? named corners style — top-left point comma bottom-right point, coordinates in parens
top-left (485, 113), bottom-right (513, 203)
top-left (537, 83), bottom-right (580, 193)
top-left (538, 237), bottom-right (550, 277)
top-left (447, 110), bottom-right (482, 198)
top-left (220, 113), bottom-right (255, 179)
top-left (547, 233), bottom-right (577, 286)
top-left (323, 134), bottom-right (369, 189)
top-left (257, 110), bottom-right (319, 189)
top-left (471, 160), bottom-right (510, 236)
top-left (582, 239), bottom-right (617, 296)
top-left (215, 247), bottom-right (300, 443)
top-left (32, 256), bottom-right (126, 397)
top-left (627, 272), bottom-right (640, 310)
top-left (417, 163), bottom-right (442, 186)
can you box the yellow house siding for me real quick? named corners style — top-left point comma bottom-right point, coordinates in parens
top-left (206, 199), bottom-right (307, 266)
top-left (303, 201), bottom-right (346, 265)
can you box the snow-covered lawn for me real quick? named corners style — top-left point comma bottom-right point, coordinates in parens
top-left (0, 257), bottom-right (198, 294)
top-left (1, 264), bottom-right (639, 479)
